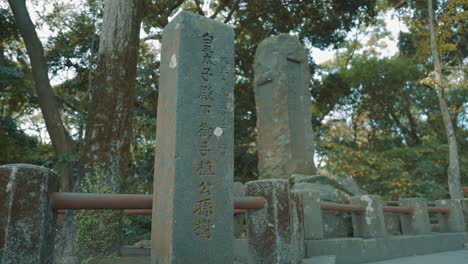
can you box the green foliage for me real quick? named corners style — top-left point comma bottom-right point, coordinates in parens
top-left (76, 172), bottom-right (121, 257)
top-left (76, 210), bottom-right (121, 256)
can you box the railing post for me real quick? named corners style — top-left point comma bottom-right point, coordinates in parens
top-left (0, 164), bottom-right (58, 263)
top-left (435, 199), bottom-right (465, 232)
top-left (290, 190), bottom-right (305, 260)
top-left (234, 182), bottom-right (246, 238)
top-left (399, 198), bottom-right (431, 235)
top-left (350, 195), bottom-right (386, 238)
top-left (246, 179), bottom-right (295, 264)
top-left (299, 190), bottom-right (323, 240)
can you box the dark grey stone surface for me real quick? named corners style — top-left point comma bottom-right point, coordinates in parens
top-left (254, 34), bottom-right (315, 179)
top-left (350, 195), bottom-right (386, 238)
top-left (305, 233), bottom-right (468, 264)
top-left (399, 198), bottom-right (431, 235)
top-left (299, 190), bottom-right (323, 239)
top-left (151, 11), bottom-right (234, 264)
top-left (245, 179), bottom-right (295, 264)
top-left (435, 199), bottom-right (465, 232)
top-left (0, 164), bottom-right (58, 264)
top-left (234, 182), bottom-right (246, 238)
top-left (290, 190), bottom-right (306, 260)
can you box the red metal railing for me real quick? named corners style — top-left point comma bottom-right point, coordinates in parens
top-left (319, 202), bottom-right (364, 213)
top-left (427, 207), bottom-right (449, 214)
top-left (51, 192), bottom-right (265, 211)
top-left (383, 206), bottom-right (413, 214)
top-left (463, 187), bottom-right (468, 196)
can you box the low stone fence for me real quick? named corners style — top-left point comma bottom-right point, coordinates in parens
top-left (232, 180), bottom-right (468, 263)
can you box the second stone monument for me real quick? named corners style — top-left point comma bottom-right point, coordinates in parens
top-left (254, 34), bottom-right (316, 179)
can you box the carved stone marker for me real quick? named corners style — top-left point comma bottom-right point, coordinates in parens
top-left (0, 164), bottom-right (58, 263)
top-left (254, 34), bottom-right (316, 179)
top-left (246, 179), bottom-right (295, 264)
top-left (151, 11), bottom-right (234, 264)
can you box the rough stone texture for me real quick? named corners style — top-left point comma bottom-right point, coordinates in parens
top-left (305, 233), bottom-right (468, 264)
top-left (460, 198), bottom-right (468, 230)
top-left (151, 11), bottom-right (234, 264)
top-left (350, 195), bottom-right (386, 238)
top-left (291, 176), bottom-right (355, 238)
top-left (254, 34), bottom-right (315, 179)
top-left (290, 190), bottom-right (306, 260)
top-left (384, 214), bottom-right (402, 236)
top-left (234, 182), bottom-right (246, 238)
top-left (245, 179), bottom-right (295, 264)
top-left (399, 198), bottom-right (431, 235)
top-left (299, 190), bottom-right (323, 239)
top-left (435, 199), bottom-right (465, 232)
top-left (302, 255), bottom-right (336, 264)
top-left (0, 164), bottom-right (58, 263)
top-left (291, 174), bottom-right (365, 197)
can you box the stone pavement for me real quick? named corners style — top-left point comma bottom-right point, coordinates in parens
top-left (367, 249), bottom-right (468, 264)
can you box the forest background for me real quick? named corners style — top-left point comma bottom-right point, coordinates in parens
top-left (0, 0), bottom-right (466, 257)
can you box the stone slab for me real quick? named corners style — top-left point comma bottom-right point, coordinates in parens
top-left (151, 10), bottom-right (234, 264)
top-left (350, 195), bottom-right (386, 238)
top-left (0, 164), bottom-right (58, 264)
top-left (254, 34), bottom-right (316, 179)
top-left (246, 179), bottom-right (294, 264)
top-left (399, 198), bottom-right (431, 235)
top-left (305, 233), bottom-right (468, 264)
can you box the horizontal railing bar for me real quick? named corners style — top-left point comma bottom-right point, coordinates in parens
top-left (427, 207), bottom-right (449, 214)
top-left (51, 192), bottom-right (265, 210)
top-left (383, 206), bottom-right (413, 214)
top-left (57, 209), bottom-right (247, 216)
top-left (320, 202), bottom-right (364, 213)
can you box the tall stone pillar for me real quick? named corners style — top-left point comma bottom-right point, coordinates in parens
top-left (254, 34), bottom-right (316, 179)
top-left (151, 11), bottom-right (235, 264)
top-left (0, 164), bottom-right (58, 263)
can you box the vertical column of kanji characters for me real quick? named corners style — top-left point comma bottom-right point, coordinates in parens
top-left (192, 32), bottom-right (216, 239)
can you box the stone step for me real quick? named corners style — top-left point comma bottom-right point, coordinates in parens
top-left (302, 255), bottom-right (336, 264)
top-left (85, 256), bottom-right (150, 264)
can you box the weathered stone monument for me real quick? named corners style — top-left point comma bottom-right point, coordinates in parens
top-left (151, 11), bottom-right (234, 263)
top-left (0, 164), bottom-right (58, 264)
top-left (254, 34), bottom-right (316, 179)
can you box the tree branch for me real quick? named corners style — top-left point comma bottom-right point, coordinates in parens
top-left (194, 0), bottom-right (205, 16)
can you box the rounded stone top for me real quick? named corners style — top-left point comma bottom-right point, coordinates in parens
top-left (254, 33), bottom-right (308, 64)
top-left (0, 163), bottom-right (57, 179)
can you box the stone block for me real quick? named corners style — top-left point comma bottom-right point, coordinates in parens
top-left (290, 190), bottom-right (305, 260)
top-left (246, 179), bottom-right (294, 264)
top-left (435, 199), bottom-right (465, 232)
top-left (234, 182), bottom-right (246, 238)
top-left (399, 198), bottom-right (431, 235)
top-left (254, 34), bottom-right (316, 179)
top-left (299, 190), bottom-right (323, 239)
top-left (350, 195), bottom-right (386, 238)
top-left (0, 164), bottom-right (58, 264)
top-left (151, 11), bottom-right (235, 264)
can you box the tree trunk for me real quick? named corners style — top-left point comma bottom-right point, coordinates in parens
top-left (79, 0), bottom-right (143, 257)
top-left (427, 0), bottom-right (462, 199)
top-left (8, 0), bottom-right (74, 192)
